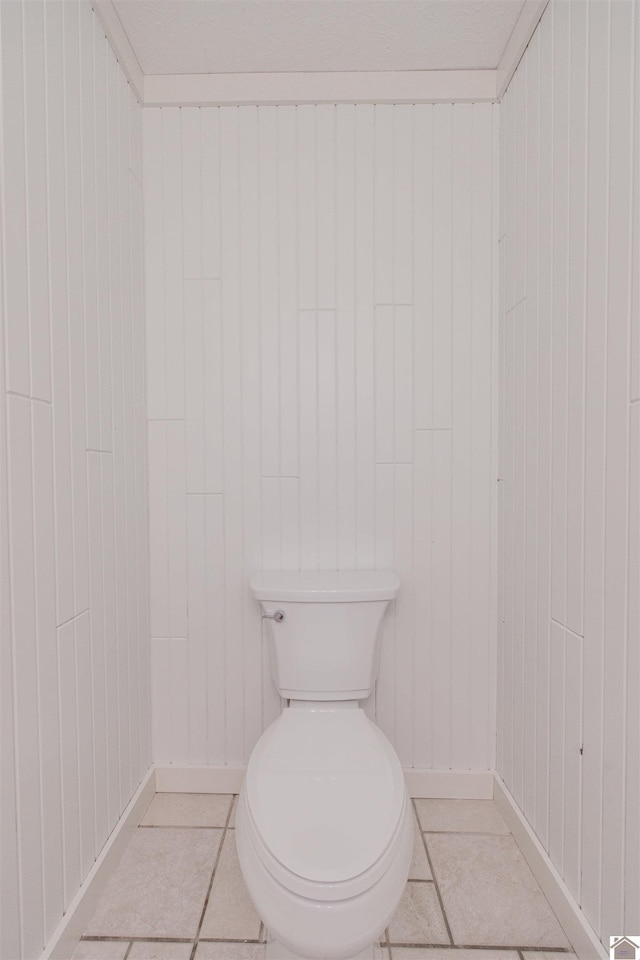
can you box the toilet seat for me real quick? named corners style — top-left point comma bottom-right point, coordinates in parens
top-left (244, 706), bottom-right (407, 901)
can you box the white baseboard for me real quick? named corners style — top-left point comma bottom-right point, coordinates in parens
top-left (155, 764), bottom-right (247, 794)
top-left (154, 765), bottom-right (494, 799)
top-left (493, 775), bottom-right (607, 960)
top-left (42, 767), bottom-right (157, 960)
top-left (404, 768), bottom-right (494, 799)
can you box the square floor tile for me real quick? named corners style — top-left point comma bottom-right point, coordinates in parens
top-left (128, 943), bottom-right (193, 959)
top-left (391, 950), bottom-right (520, 959)
top-left (387, 882), bottom-right (449, 945)
top-left (72, 942), bottom-right (130, 960)
top-left (426, 834), bottom-right (571, 949)
top-left (197, 946), bottom-right (266, 960)
top-left (85, 827), bottom-right (222, 938)
top-left (409, 811), bottom-right (432, 880)
top-left (141, 793), bottom-right (233, 827)
top-left (200, 830), bottom-right (262, 940)
top-left (414, 800), bottom-right (509, 835)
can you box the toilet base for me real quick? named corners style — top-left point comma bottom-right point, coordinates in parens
top-left (266, 938), bottom-right (385, 960)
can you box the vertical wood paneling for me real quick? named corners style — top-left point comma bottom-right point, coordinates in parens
top-left (298, 106), bottom-right (316, 310)
top-left (1, 1), bottom-right (30, 396)
top-left (94, 29), bottom-right (113, 453)
top-left (374, 105), bottom-right (394, 304)
top-left (317, 312), bottom-right (337, 569)
top-left (316, 106), bottom-right (335, 309)
top-left (299, 310), bottom-right (319, 569)
top-left (498, 0), bottom-right (640, 950)
top-left (7, 395), bottom-right (44, 957)
top-left (412, 430), bottom-right (433, 767)
top-left (23, 0), bottom-right (51, 403)
top-left (393, 107), bottom-right (413, 305)
top-left (65, 1), bottom-right (90, 618)
top-left (219, 106), bottom-right (244, 765)
top-left (431, 430), bottom-right (452, 769)
top-left (182, 109), bottom-right (202, 280)
top-left (205, 494), bottom-right (227, 760)
top-left (277, 107), bottom-right (299, 479)
top-left (600, 0), bottom-right (635, 938)
top-left (354, 106), bottom-right (376, 567)
top-left (162, 108), bottom-right (185, 419)
top-left (31, 403), bottom-right (63, 933)
top-left (470, 103), bottom-right (495, 772)
top-left (0, 4), bottom-right (148, 953)
top-left (432, 106), bottom-right (453, 429)
top-left (413, 106), bottom-right (433, 432)
top-left (626, 402), bottom-right (640, 932)
top-left (145, 103), bottom-right (496, 778)
top-left (450, 103), bottom-right (473, 771)
top-left (550, 0), bottom-right (570, 632)
top-left (239, 106), bottom-right (264, 762)
top-left (81, 2), bottom-right (100, 453)
top-left (143, 108), bottom-right (165, 421)
top-left (0, 259), bottom-right (20, 959)
top-left (259, 107), bottom-right (279, 479)
top-left (565, 0), bottom-right (587, 639)
top-left (57, 617), bottom-right (81, 909)
top-left (46, 0), bottom-right (75, 627)
top-left (580, 0), bottom-right (609, 933)
top-left (87, 452), bottom-right (108, 850)
top-left (534, 6), bottom-right (553, 848)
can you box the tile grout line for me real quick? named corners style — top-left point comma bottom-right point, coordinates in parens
top-left (81, 936), bottom-right (194, 943)
top-left (122, 943), bottom-right (133, 960)
top-left (411, 799), bottom-right (455, 946)
top-left (190, 794), bottom-right (237, 960)
top-left (385, 942), bottom-right (574, 952)
top-left (421, 829), bottom-right (511, 836)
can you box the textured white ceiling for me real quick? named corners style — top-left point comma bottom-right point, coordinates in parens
top-left (113, 0), bottom-right (526, 75)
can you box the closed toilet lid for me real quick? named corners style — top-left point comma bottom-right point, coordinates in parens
top-left (245, 707), bottom-right (405, 886)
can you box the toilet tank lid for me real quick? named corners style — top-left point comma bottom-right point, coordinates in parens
top-left (250, 570), bottom-right (400, 602)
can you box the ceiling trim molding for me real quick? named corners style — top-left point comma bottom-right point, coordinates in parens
top-left (91, 0), bottom-right (145, 103)
top-left (496, 0), bottom-right (550, 100)
top-left (143, 69), bottom-right (498, 107)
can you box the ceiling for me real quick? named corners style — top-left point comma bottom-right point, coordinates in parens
top-left (112, 0), bottom-right (527, 76)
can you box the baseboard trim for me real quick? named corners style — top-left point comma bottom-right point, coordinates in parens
top-left (42, 767), bottom-right (156, 960)
top-left (155, 765), bottom-right (494, 799)
top-left (155, 764), bottom-right (247, 794)
top-left (493, 775), bottom-right (606, 960)
top-left (404, 768), bottom-right (494, 799)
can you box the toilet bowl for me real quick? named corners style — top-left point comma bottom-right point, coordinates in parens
top-left (237, 571), bottom-right (412, 960)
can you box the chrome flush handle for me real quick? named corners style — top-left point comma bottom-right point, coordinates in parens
top-left (261, 609), bottom-right (286, 623)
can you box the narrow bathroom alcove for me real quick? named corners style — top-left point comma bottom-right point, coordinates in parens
top-left (0, 2), bottom-right (637, 959)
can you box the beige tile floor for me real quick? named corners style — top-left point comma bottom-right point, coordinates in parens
top-left (75, 794), bottom-right (578, 960)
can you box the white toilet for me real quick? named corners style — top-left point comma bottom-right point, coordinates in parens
top-left (236, 571), bottom-right (413, 960)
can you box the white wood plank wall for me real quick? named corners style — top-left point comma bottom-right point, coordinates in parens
top-left (144, 102), bottom-right (497, 771)
top-left (497, 0), bottom-right (640, 949)
top-left (0, 3), bottom-right (150, 957)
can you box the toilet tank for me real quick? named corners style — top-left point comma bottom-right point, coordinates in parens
top-left (249, 571), bottom-right (400, 701)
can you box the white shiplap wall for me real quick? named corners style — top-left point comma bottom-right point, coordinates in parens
top-left (498, 0), bottom-right (640, 948)
top-left (0, 3), bottom-right (150, 957)
top-left (144, 102), bottom-right (498, 771)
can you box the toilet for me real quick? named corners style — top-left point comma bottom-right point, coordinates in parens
top-left (236, 571), bottom-right (413, 960)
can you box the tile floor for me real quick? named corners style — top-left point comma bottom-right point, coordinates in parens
top-left (75, 794), bottom-right (578, 960)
